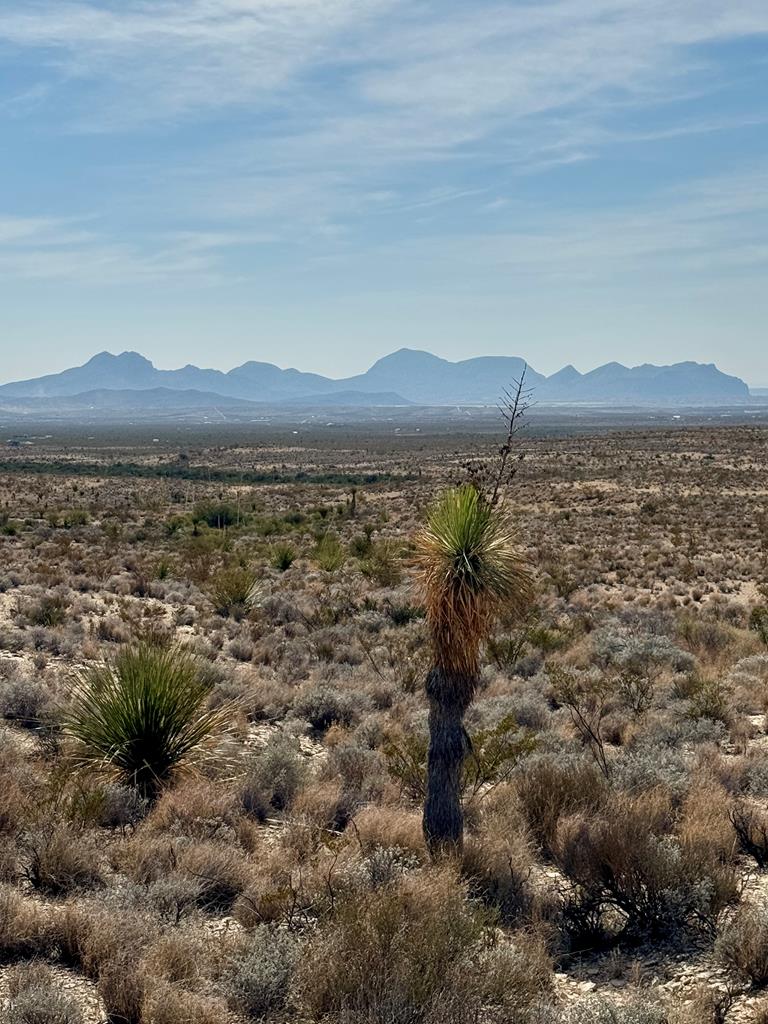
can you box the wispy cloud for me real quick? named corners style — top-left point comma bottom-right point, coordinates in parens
top-left (1, 0), bottom-right (766, 145)
top-left (2, 164), bottom-right (766, 287)
top-left (336, 165), bottom-right (768, 286)
top-left (0, 215), bottom-right (276, 283)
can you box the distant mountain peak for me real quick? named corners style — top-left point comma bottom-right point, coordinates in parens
top-left (87, 350), bottom-right (154, 368)
top-left (368, 348), bottom-right (444, 370)
top-left (547, 364), bottom-right (581, 383)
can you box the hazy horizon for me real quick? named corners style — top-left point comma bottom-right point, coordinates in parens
top-left (1, 2), bottom-right (767, 384)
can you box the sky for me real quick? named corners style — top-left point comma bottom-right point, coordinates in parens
top-left (0, 2), bottom-right (767, 385)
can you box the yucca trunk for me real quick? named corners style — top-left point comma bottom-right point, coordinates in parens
top-left (423, 667), bottom-right (475, 855)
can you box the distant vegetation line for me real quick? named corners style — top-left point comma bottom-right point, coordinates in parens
top-left (0, 459), bottom-right (410, 487)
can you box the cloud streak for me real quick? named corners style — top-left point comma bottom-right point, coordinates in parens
top-left (1, 0), bottom-right (766, 141)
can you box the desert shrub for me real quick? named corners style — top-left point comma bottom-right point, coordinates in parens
top-left (5, 962), bottom-right (83, 1024)
top-left (325, 739), bottom-right (386, 806)
top-left (729, 801), bottom-right (768, 867)
top-left (0, 671), bottom-right (52, 727)
top-left (678, 616), bottom-right (736, 659)
top-left (177, 840), bottom-right (250, 913)
top-left (19, 594), bottom-right (68, 628)
top-left (24, 826), bottom-right (104, 896)
top-left (386, 716), bottom-right (534, 806)
top-left (515, 752), bottom-right (607, 854)
top-left (295, 684), bottom-right (357, 731)
top-left (553, 788), bottom-right (737, 940)
top-left (294, 867), bottom-right (551, 1023)
top-left (64, 643), bottom-right (230, 800)
top-left (93, 783), bottom-right (147, 828)
top-left (0, 884), bottom-right (52, 959)
top-left (611, 743), bottom-right (690, 800)
top-left (385, 601), bottom-right (424, 627)
top-left (749, 606), bottom-right (768, 647)
top-left (684, 672), bottom-right (732, 725)
top-left (312, 533), bottom-right (345, 572)
top-left (209, 564), bottom-right (261, 619)
top-left (194, 501), bottom-right (238, 529)
top-left (552, 997), bottom-right (669, 1024)
top-left (360, 539), bottom-right (403, 587)
top-left (243, 733), bottom-right (307, 815)
top-left (224, 925), bottom-right (299, 1018)
top-left (716, 905), bottom-right (768, 985)
top-left (743, 752), bottom-right (768, 796)
top-left (548, 665), bottom-right (614, 776)
top-left (270, 542), bottom-right (297, 572)
top-left (347, 844), bottom-right (421, 891)
top-left (595, 624), bottom-right (694, 675)
top-left (350, 527), bottom-right (374, 558)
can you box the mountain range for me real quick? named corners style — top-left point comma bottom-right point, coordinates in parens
top-left (0, 349), bottom-right (754, 412)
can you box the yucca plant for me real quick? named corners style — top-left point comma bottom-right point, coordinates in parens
top-left (63, 643), bottom-right (230, 801)
top-left (416, 485), bottom-right (532, 853)
top-left (209, 564), bottom-right (261, 619)
top-left (312, 533), bottom-right (345, 572)
top-left (270, 542), bottom-right (297, 573)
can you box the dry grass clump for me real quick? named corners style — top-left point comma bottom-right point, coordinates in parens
top-left (0, 884), bottom-right (53, 959)
top-left (293, 866), bottom-right (552, 1023)
top-left (716, 904), bottom-right (768, 985)
top-left (515, 752), bottom-right (608, 853)
top-left (5, 962), bottom-right (83, 1024)
top-left (24, 824), bottom-right (105, 896)
top-left (141, 985), bottom-right (229, 1024)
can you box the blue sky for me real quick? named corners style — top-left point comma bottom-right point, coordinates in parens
top-left (1, 1), bottom-right (767, 384)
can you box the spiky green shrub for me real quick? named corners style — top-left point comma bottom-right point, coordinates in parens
top-left (209, 565), bottom-right (261, 619)
top-left (360, 539), bottom-right (403, 587)
top-left (64, 644), bottom-right (230, 800)
top-left (270, 542), bottom-right (297, 573)
top-left (312, 533), bottom-right (345, 572)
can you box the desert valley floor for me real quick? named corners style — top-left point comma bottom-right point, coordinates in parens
top-left (1, 418), bottom-right (768, 1023)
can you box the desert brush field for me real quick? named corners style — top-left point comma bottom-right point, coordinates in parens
top-left (0, 419), bottom-right (768, 1023)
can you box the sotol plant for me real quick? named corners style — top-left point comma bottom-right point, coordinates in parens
top-left (416, 485), bottom-right (532, 853)
top-left (64, 643), bottom-right (231, 800)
